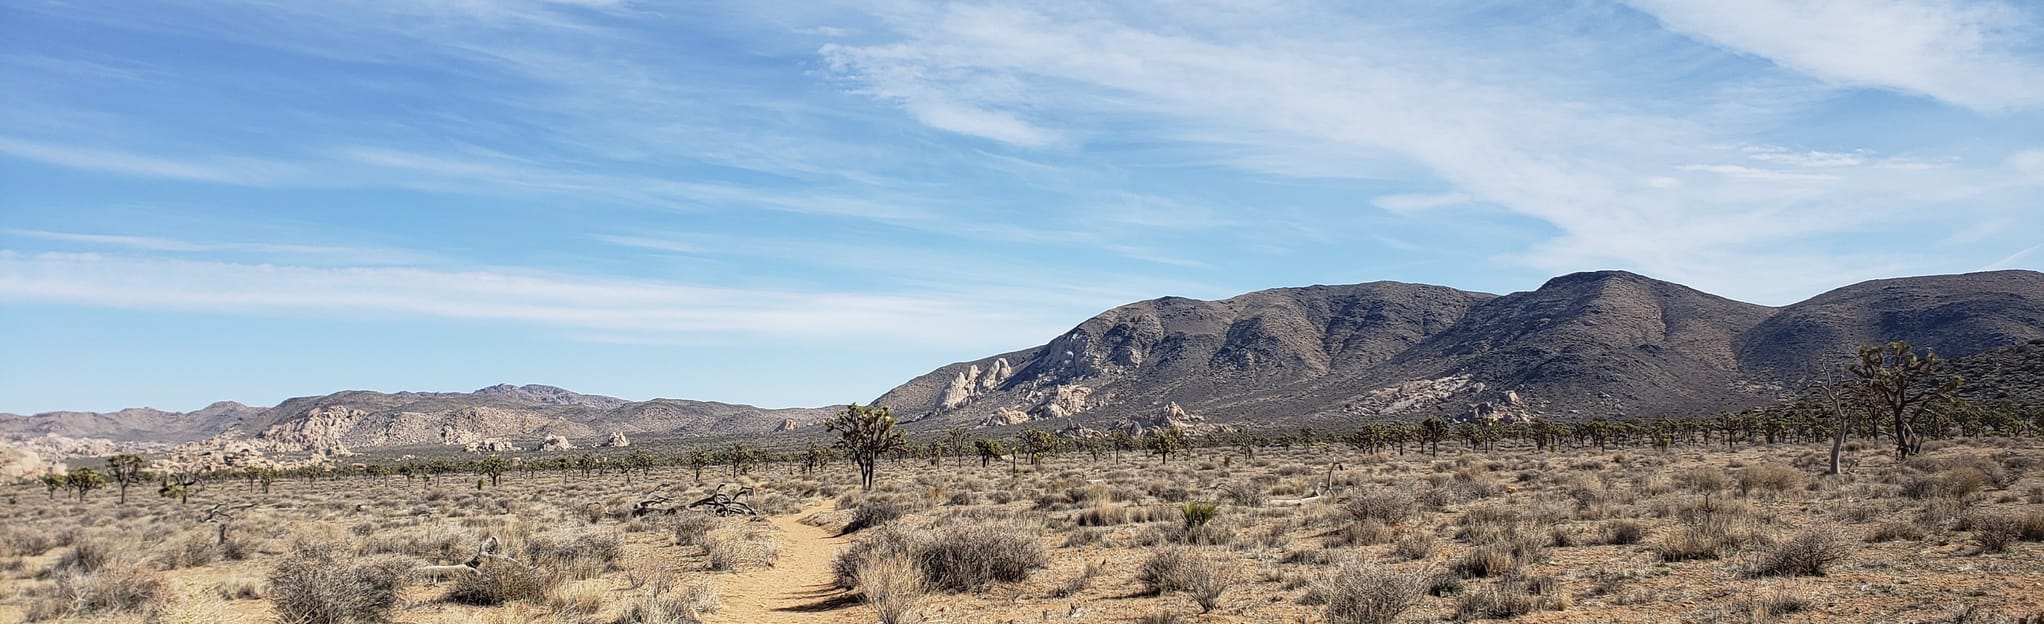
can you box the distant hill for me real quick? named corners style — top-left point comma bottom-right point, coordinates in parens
top-left (0, 384), bottom-right (833, 456)
top-left (6, 270), bottom-right (2039, 455)
top-left (874, 270), bottom-right (2044, 430)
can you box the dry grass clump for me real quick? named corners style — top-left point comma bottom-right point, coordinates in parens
top-left (1902, 468), bottom-right (1991, 500)
top-left (834, 523), bottom-right (1047, 594)
top-left (1752, 530), bottom-right (1849, 577)
top-left (705, 525), bottom-right (781, 572)
top-left (269, 544), bottom-right (415, 623)
top-left (1455, 574), bottom-right (1568, 620)
top-left (671, 512), bottom-right (721, 547)
top-left (1599, 519), bottom-right (1649, 545)
top-left (1736, 463), bottom-right (1806, 497)
top-left (1316, 559), bottom-right (1428, 624)
top-left (27, 561), bottom-right (176, 621)
top-left (1967, 512), bottom-right (2022, 553)
top-left (1391, 531), bottom-right (1438, 561)
top-left (1, 526), bottom-right (56, 557)
top-left (1867, 521), bottom-right (1927, 543)
top-left (1343, 490), bottom-right (1417, 525)
top-left (845, 496), bottom-right (911, 533)
top-left (919, 524), bottom-right (1047, 592)
top-left (853, 552), bottom-right (924, 624)
top-left (611, 578), bottom-right (717, 624)
top-left (1138, 547), bottom-right (1230, 612)
top-left (55, 534), bottom-right (116, 574)
top-left (528, 528), bottom-right (624, 578)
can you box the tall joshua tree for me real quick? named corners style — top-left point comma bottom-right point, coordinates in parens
top-left (1850, 342), bottom-right (1962, 460)
top-left (106, 454), bottom-right (145, 505)
top-left (827, 403), bottom-right (904, 491)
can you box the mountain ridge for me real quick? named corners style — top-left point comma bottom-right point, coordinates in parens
top-left (873, 269), bottom-right (2044, 431)
top-left (5, 269), bottom-right (2040, 457)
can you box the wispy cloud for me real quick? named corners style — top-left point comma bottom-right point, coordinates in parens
top-left (0, 137), bottom-right (301, 185)
top-left (816, 1), bottom-right (2044, 302)
top-left (1625, 0), bottom-right (2044, 112)
top-left (0, 251), bottom-right (1064, 347)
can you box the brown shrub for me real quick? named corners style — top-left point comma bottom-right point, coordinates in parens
top-left (269, 545), bottom-right (415, 622)
top-left (1752, 530), bottom-right (1849, 577)
top-left (1343, 490), bottom-right (1417, 525)
top-left (1318, 560), bottom-right (1428, 624)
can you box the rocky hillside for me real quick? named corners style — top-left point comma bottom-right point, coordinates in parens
top-left (876, 270), bottom-right (2044, 430)
top-left (1, 384), bottom-right (835, 459)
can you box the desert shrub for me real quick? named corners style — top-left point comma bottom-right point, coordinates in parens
top-left (1318, 560), bottom-right (1428, 624)
top-left (1451, 543), bottom-right (1526, 578)
top-left (1902, 469), bottom-right (1989, 500)
top-left (1455, 574), bottom-right (1568, 619)
top-left (269, 546), bottom-right (415, 623)
top-left (846, 497), bottom-right (910, 533)
top-left (1139, 547), bottom-right (1229, 612)
top-left (445, 557), bottom-right (565, 606)
top-left (158, 530), bottom-right (220, 570)
top-left (1343, 490), bottom-right (1417, 525)
top-left (1180, 502), bottom-right (1218, 529)
top-left (1455, 505), bottom-right (1526, 545)
top-left (612, 578), bottom-right (716, 624)
top-left (1969, 512), bottom-right (2021, 553)
top-left (216, 576), bottom-right (267, 601)
top-left (672, 512), bottom-right (721, 547)
top-left (529, 528), bottom-right (624, 577)
top-left (1752, 530), bottom-right (1848, 577)
top-left (1654, 526), bottom-right (1731, 562)
top-left (1737, 463), bottom-right (1806, 497)
top-left (1675, 467), bottom-right (1732, 494)
top-left (56, 535), bottom-right (115, 574)
top-left (854, 552), bottom-right (924, 624)
top-left (1077, 504), bottom-right (1132, 527)
top-left (833, 527), bottom-right (920, 590)
top-left (1600, 519), bottom-right (1648, 545)
top-left (1392, 532), bottom-right (1437, 561)
top-left (28, 562), bottom-right (175, 621)
top-left (705, 526), bottom-right (781, 572)
top-left (1866, 522), bottom-right (1926, 543)
top-left (2016, 510), bottom-right (2044, 541)
top-left (1223, 481), bottom-right (1265, 507)
top-left (2, 526), bottom-right (55, 557)
top-left (918, 524), bottom-right (1046, 592)
top-left (1331, 521), bottom-right (1392, 548)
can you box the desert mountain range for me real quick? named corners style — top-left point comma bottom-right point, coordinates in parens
top-left (4, 269), bottom-right (2040, 465)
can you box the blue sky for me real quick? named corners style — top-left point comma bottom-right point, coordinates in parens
top-left (2, 0), bottom-right (2041, 414)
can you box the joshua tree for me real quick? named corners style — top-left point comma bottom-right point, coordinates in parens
top-left (1018, 428), bottom-right (1058, 465)
top-left (159, 464), bottom-right (203, 504)
top-left (1109, 430), bottom-right (1135, 463)
top-left (974, 437), bottom-right (1008, 468)
top-left (66, 466), bottom-right (107, 502)
top-left (801, 441), bottom-right (830, 475)
top-left (946, 427), bottom-right (971, 468)
top-left (476, 454), bottom-right (510, 487)
top-left (826, 402), bottom-right (905, 490)
top-left (105, 454), bottom-right (145, 504)
top-left (1420, 417), bottom-right (1448, 456)
top-left (686, 449), bottom-right (711, 481)
top-left (1146, 428), bottom-right (1186, 464)
top-left (38, 472), bottom-right (67, 500)
top-left (1850, 342), bottom-right (1963, 460)
top-left (722, 443), bottom-right (756, 478)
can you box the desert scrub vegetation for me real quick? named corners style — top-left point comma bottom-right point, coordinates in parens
top-left (1, 415), bottom-right (2041, 623)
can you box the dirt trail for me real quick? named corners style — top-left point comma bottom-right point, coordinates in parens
top-left (708, 502), bottom-right (862, 623)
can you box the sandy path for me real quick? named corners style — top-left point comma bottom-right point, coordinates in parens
top-left (708, 503), bottom-right (862, 624)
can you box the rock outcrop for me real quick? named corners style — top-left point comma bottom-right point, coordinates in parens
top-left (464, 439), bottom-right (520, 454)
top-left (601, 431), bottom-right (631, 448)
top-left (539, 435), bottom-right (577, 452)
